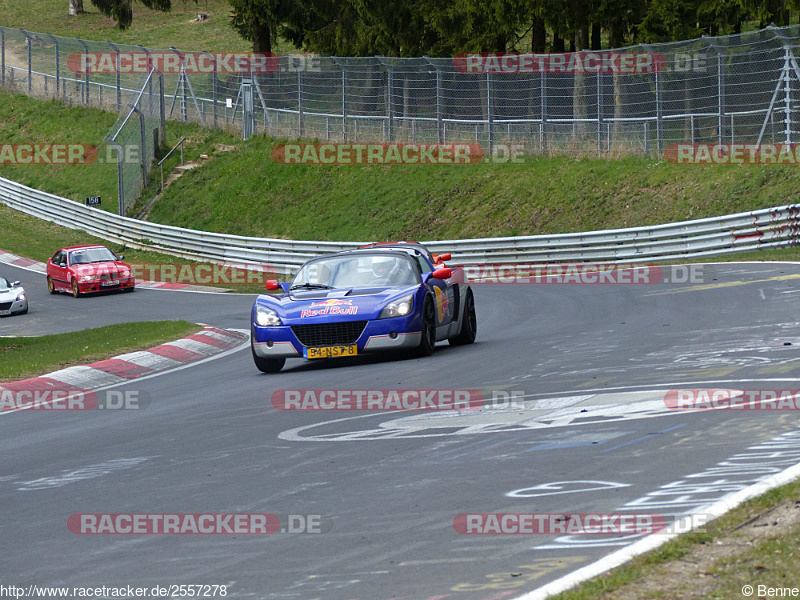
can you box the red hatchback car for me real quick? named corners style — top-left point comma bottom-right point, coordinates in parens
top-left (46, 245), bottom-right (135, 297)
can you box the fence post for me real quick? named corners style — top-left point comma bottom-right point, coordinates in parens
top-left (1, 28), bottom-right (5, 86)
top-left (541, 72), bottom-right (548, 151)
top-left (487, 71), bottom-right (494, 157)
top-left (387, 63), bottom-right (394, 142)
top-left (168, 47), bottom-right (187, 122)
top-left (241, 77), bottom-right (254, 140)
top-left (76, 37), bottom-right (90, 103)
top-left (159, 72), bottom-right (166, 147)
top-left (298, 70), bottom-right (304, 138)
top-left (342, 66), bottom-right (348, 141)
top-left (597, 70), bottom-right (603, 157)
top-left (770, 26), bottom-right (800, 144)
top-left (106, 138), bottom-right (126, 216)
top-left (107, 42), bottom-right (121, 108)
top-left (46, 34), bottom-right (60, 99)
top-left (423, 57), bottom-right (443, 144)
top-left (133, 104), bottom-right (148, 191)
top-left (333, 58), bottom-right (348, 141)
top-left (704, 36), bottom-right (726, 145)
top-left (18, 29), bottom-right (32, 93)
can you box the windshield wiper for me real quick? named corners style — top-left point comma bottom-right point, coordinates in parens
top-left (289, 283), bottom-right (333, 291)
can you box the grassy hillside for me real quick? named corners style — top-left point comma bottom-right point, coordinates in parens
top-left (0, 0), bottom-right (298, 53)
top-left (3, 89), bottom-right (800, 244)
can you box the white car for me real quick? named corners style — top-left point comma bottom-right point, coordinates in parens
top-left (0, 276), bottom-right (28, 316)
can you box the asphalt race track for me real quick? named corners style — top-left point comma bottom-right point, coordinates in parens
top-left (4, 260), bottom-right (800, 599)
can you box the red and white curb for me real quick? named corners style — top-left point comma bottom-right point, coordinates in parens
top-left (0, 324), bottom-right (248, 406)
top-left (0, 249), bottom-right (231, 293)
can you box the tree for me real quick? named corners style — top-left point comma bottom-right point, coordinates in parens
top-left (228, 0), bottom-right (301, 53)
top-left (88, 0), bottom-right (193, 30)
top-left (69, 0), bottom-right (85, 16)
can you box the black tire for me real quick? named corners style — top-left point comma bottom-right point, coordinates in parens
top-left (449, 288), bottom-right (477, 346)
top-left (47, 276), bottom-right (56, 295)
top-left (71, 278), bottom-right (80, 298)
top-left (416, 295), bottom-right (436, 357)
top-left (252, 344), bottom-right (285, 373)
top-left (124, 286), bottom-right (135, 293)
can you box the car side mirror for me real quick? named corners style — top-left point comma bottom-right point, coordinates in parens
top-left (11, 281), bottom-right (20, 287)
top-left (265, 279), bottom-right (280, 291)
top-left (431, 268), bottom-right (452, 280)
top-left (434, 253), bottom-right (452, 262)
top-left (59, 263), bottom-right (67, 268)
top-left (118, 254), bottom-right (124, 260)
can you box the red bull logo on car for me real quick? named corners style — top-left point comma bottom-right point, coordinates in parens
top-left (301, 299), bottom-right (358, 318)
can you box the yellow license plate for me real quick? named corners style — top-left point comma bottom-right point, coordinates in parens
top-left (305, 345), bottom-right (357, 359)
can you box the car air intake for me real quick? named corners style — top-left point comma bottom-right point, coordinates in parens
top-left (291, 321), bottom-right (367, 347)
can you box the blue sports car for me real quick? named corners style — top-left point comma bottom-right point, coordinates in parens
top-left (250, 244), bottom-right (477, 373)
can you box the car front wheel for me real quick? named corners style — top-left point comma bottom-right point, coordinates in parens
top-left (47, 276), bottom-right (56, 295)
top-left (252, 344), bottom-right (285, 373)
top-left (71, 278), bottom-right (80, 298)
top-left (416, 295), bottom-right (436, 356)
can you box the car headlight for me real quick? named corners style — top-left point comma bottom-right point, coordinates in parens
top-left (16, 292), bottom-right (26, 302)
top-left (380, 295), bottom-right (414, 319)
top-left (255, 305), bottom-right (282, 327)
top-left (120, 269), bottom-right (130, 278)
top-left (79, 275), bottom-right (96, 283)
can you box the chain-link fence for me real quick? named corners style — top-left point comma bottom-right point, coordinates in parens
top-left (104, 69), bottom-right (165, 215)
top-left (2, 23), bottom-right (800, 199)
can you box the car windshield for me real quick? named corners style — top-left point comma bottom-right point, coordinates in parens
top-left (291, 253), bottom-right (420, 289)
top-left (0, 277), bottom-right (8, 289)
top-left (69, 247), bottom-right (117, 265)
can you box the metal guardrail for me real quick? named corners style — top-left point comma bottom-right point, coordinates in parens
top-left (2, 175), bottom-right (799, 275)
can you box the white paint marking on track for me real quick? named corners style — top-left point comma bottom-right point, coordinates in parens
top-left (507, 481), bottom-right (630, 498)
top-left (513, 457), bottom-right (800, 600)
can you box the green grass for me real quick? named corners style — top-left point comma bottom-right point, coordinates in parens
top-left (0, 0), bottom-right (298, 54)
top-left (146, 135), bottom-right (800, 242)
top-left (6, 88), bottom-right (800, 261)
top-left (548, 479), bottom-right (800, 600)
top-left (0, 320), bottom-right (201, 381)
